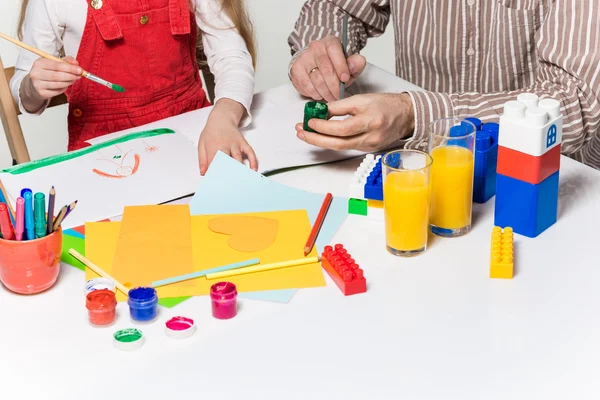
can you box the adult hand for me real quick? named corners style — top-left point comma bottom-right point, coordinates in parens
top-left (21, 56), bottom-right (81, 113)
top-left (295, 93), bottom-right (415, 152)
top-left (290, 35), bottom-right (366, 102)
top-left (198, 99), bottom-right (258, 175)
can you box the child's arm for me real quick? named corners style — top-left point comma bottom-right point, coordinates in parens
top-left (10, 0), bottom-right (81, 115)
top-left (194, 0), bottom-right (256, 175)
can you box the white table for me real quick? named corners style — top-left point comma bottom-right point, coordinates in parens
top-left (1, 66), bottom-right (600, 400)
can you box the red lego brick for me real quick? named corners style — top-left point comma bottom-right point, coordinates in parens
top-left (321, 244), bottom-right (366, 296)
top-left (497, 144), bottom-right (561, 184)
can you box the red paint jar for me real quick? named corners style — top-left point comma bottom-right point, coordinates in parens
top-left (86, 289), bottom-right (117, 327)
top-left (210, 282), bottom-right (237, 320)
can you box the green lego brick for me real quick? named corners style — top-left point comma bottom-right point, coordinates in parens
top-left (303, 101), bottom-right (328, 133)
top-left (348, 198), bottom-right (368, 216)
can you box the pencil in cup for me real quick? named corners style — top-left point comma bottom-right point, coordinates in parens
top-left (68, 249), bottom-right (129, 296)
top-left (205, 256), bottom-right (321, 280)
top-left (0, 32), bottom-right (125, 93)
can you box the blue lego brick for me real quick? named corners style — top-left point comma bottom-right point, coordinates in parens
top-left (494, 171), bottom-right (559, 238)
top-left (473, 172), bottom-right (497, 204)
top-left (364, 158), bottom-right (383, 201)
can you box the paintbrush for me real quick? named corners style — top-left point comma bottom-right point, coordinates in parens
top-left (340, 13), bottom-right (349, 100)
top-left (0, 32), bottom-right (125, 93)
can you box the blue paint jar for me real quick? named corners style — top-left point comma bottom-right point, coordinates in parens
top-left (127, 287), bottom-right (158, 323)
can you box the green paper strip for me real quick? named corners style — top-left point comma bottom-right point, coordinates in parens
top-left (159, 297), bottom-right (190, 308)
top-left (3, 128), bottom-right (175, 175)
top-left (61, 234), bottom-right (86, 271)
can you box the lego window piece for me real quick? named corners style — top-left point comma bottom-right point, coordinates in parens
top-left (321, 244), bottom-right (366, 296)
top-left (208, 216), bottom-right (279, 252)
top-left (490, 226), bottom-right (514, 279)
top-left (546, 124), bottom-right (557, 148)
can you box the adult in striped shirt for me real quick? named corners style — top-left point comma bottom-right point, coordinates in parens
top-left (289, 0), bottom-right (600, 169)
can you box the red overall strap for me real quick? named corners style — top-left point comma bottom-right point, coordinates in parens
top-left (86, 0), bottom-right (124, 41)
top-left (169, 0), bottom-right (191, 35)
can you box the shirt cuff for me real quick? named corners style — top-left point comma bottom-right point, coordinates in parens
top-left (404, 91), bottom-right (454, 151)
top-left (12, 75), bottom-right (49, 116)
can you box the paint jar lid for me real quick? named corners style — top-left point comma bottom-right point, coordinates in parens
top-left (165, 316), bottom-right (196, 339)
top-left (113, 328), bottom-right (145, 351)
top-left (86, 289), bottom-right (117, 311)
top-left (127, 287), bottom-right (158, 306)
top-left (85, 278), bottom-right (116, 294)
top-left (210, 282), bottom-right (237, 302)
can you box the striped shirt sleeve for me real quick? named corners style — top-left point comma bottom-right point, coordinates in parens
top-left (287, 0), bottom-right (392, 57)
top-left (405, 0), bottom-right (600, 161)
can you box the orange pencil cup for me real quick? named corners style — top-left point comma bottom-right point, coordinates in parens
top-left (0, 227), bottom-right (62, 294)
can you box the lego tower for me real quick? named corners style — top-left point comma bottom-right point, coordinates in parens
top-left (494, 93), bottom-right (562, 238)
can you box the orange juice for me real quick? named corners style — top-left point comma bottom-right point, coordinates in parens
top-left (384, 170), bottom-right (430, 252)
top-left (430, 146), bottom-right (474, 230)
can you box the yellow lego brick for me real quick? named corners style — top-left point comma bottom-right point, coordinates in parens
top-left (490, 226), bottom-right (514, 279)
top-left (367, 199), bottom-right (384, 209)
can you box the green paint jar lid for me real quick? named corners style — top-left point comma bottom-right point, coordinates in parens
top-left (113, 328), bottom-right (144, 351)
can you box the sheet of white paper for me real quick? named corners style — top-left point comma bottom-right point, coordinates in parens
top-left (0, 131), bottom-right (200, 230)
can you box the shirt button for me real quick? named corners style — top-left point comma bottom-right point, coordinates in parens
top-left (467, 0), bottom-right (475, 5)
top-left (467, 48), bottom-right (475, 56)
top-left (140, 15), bottom-right (149, 25)
top-left (73, 109), bottom-right (83, 118)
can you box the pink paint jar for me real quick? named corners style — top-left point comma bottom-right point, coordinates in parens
top-left (210, 282), bottom-right (237, 320)
top-left (0, 227), bottom-right (62, 294)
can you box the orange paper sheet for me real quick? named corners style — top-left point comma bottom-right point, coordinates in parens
top-left (208, 215), bottom-right (278, 252)
top-left (111, 205), bottom-right (195, 288)
top-left (85, 210), bottom-right (325, 300)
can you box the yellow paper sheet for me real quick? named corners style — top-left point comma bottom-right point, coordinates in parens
top-left (111, 205), bottom-right (195, 288)
top-left (208, 215), bottom-right (278, 252)
top-left (85, 210), bottom-right (325, 301)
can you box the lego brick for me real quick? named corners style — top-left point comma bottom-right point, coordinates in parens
top-left (498, 94), bottom-right (563, 156)
top-left (303, 101), bottom-right (328, 133)
top-left (497, 144), bottom-right (561, 185)
top-left (465, 117), bottom-right (482, 131)
top-left (348, 198), bottom-right (368, 216)
top-left (364, 157), bottom-right (383, 201)
top-left (490, 226), bottom-right (514, 279)
top-left (321, 244), bottom-right (366, 296)
top-left (367, 199), bottom-right (383, 209)
top-left (349, 154), bottom-right (378, 199)
top-left (494, 171), bottom-right (559, 238)
top-left (473, 173), bottom-right (497, 204)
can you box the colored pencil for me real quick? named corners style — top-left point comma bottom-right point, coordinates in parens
top-left (0, 178), bottom-right (15, 223)
top-left (304, 193), bottom-right (333, 256)
top-left (152, 258), bottom-right (260, 288)
top-left (46, 186), bottom-right (55, 234)
top-left (52, 200), bottom-right (77, 231)
top-left (205, 256), bottom-right (321, 280)
top-left (68, 249), bottom-right (129, 295)
top-left (52, 205), bottom-right (67, 231)
top-left (340, 13), bottom-right (349, 100)
top-left (0, 32), bottom-right (125, 93)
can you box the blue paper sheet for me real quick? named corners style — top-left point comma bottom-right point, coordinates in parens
top-left (63, 229), bottom-right (85, 239)
top-left (189, 151), bottom-right (348, 302)
top-left (238, 289), bottom-right (297, 303)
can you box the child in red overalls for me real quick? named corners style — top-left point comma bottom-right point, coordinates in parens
top-left (12, 0), bottom-right (256, 175)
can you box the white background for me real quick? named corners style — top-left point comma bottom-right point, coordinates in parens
top-left (0, 0), bottom-right (396, 168)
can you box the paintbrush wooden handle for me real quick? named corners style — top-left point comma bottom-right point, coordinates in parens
top-left (69, 249), bottom-right (129, 295)
top-left (0, 32), bottom-right (85, 75)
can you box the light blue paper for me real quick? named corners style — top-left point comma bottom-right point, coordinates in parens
top-left (238, 289), bottom-right (297, 303)
top-left (63, 229), bottom-right (85, 239)
top-left (190, 151), bottom-right (348, 302)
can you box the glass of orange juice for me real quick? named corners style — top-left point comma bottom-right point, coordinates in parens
top-left (383, 150), bottom-right (433, 257)
top-left (429, 118), bottom-right (477, 238)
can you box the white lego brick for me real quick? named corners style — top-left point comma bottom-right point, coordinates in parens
top-left (498, 94), bottom-right (563, 156)
top-left (349, 154), bottom-right (377, 199)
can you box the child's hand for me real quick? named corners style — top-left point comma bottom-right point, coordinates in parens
top-left (21, 56), bottom-right (81, 113)
top-left (198, 118), bottom-right (258, 176)
top-left (26, 56), bottom-right (81, 100)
